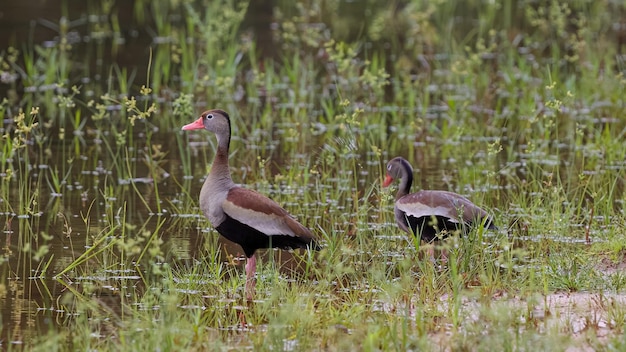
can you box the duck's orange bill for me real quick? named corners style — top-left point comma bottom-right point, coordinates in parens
top-left (382, 174), bottom-right (393, 187)
top-left (182, 117), bottom-right (205, 130)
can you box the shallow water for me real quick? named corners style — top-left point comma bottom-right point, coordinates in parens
top-left (2, 0), bottom-right (626, 347)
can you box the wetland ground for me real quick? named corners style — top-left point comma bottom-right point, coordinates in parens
top-left (2, 0), bottom-right (626, 350)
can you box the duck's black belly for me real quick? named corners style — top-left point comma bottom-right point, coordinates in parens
top-left (404, 215), bottom-right (466, 242)
top-left (215, 214), bottom-right (315, 258)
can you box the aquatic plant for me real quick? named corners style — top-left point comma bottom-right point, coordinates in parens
top-left (2, 0), bottom-right (626, 350)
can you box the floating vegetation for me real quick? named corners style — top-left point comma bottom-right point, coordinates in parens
top-left (1, 0), bottom-right (626, 350)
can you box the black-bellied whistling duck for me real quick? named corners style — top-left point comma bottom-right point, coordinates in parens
top-left (182, 109), bottom-right (320, 300)
top-left (383, 157), bottom-right (496, 242)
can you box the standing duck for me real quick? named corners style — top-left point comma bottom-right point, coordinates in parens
top-left (383, 157), bottom-right (496, 242)
top-left (182, 109), bottom-right (319, 300)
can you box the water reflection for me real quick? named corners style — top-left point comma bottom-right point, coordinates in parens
top-left (2, 0), bottom-right (626, 347)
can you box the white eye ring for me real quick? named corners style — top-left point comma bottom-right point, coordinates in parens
top-left (387, 164), bottom-right (392, 171)
top-left (206, 114), bottom-right (214, 119)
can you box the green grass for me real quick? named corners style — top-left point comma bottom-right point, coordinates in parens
top-left (2, 0), bottom-right (626, 350)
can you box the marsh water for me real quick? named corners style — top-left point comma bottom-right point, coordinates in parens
top-left (2, 0), bottom-right (626, 346)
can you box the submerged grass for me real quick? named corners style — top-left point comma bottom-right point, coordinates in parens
top-left (2, 0), bottom-right (626, 350)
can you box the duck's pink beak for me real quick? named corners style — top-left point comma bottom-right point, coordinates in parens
top-left (182, 117), bottom-right (204, 130)
top-left (382, 174), bottom-right (394, 187)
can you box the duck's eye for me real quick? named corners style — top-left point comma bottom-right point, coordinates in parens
top-left (387, 164), bottom-right (392, 171)
top-left (206, 114), bottom-right (214, 119)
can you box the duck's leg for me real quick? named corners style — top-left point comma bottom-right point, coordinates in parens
top-left (245, 255), bottom-right (257, 301)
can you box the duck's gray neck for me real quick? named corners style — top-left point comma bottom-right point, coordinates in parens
top-left (396, 161), bottom-right (414, 200)
top-left (199, 131), bottom-right (234, 226)
top-left (208, 131), bottom-right (233, 183)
